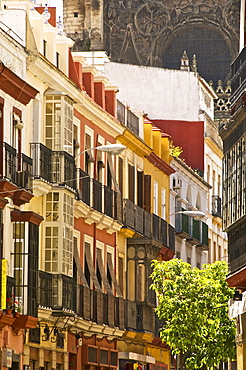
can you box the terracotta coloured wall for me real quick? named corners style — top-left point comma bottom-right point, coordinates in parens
top-left (152, 119), bottom-right (204, 171)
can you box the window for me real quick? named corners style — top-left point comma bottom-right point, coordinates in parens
top-left (107, 252), bottom-right (112, 288)
top-left (107, 162), bottom-right (112, 188)
top-left (153, 181), bottom-right (158, 215)
top-left (74, 12), bottom-right (78, 17)
top-left (56, 52), bottom-right (60, 68)
top-left (46, 192), bottom-right (59, 221)
top-left (43, 40), bottom-right (47, 57)
top-left (128, 164), bottom-right (135, 202)
top-left (45, 226), bottom-right (59, 273)
top-left (143, 174), bottom-right (151, 212)
top-left (85, 133), bottom-right (94, 174)
top-left (13, 221), bottom-right (39, 316)
top-left (187, 257), bottom-right (191, 264)
top-left (13, 222), bottom-right (25, 298)
top-left (84, 241), bottom-right (101, 290)
top-left (96, 142), bottom-right (104, 182)
top-left (118, 256), bottom-right (124, 295)
top-left (45, 192), bottom-right (74, 276)
top-left (45, 94), bottom-right (73, 154)
top-left (137, 170), bottom-right (143, 207)
top-left (118, 157), bottom-right (123, 194)
top-left (161, 187), bottom-right (166, 219)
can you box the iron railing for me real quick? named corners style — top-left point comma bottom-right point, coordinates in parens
top-left (104, 185), bottom-right (113, 218)
top-left (37, 271), bottom-right (163, 335)
top-left (116, 100), bottom-right (139, 135)
top-left (212, 195), bottom-right (222, 218)
top-left (17, 153), bottom-right (33, 189)
top-left (39, 270), bottom-right (53, 308)
top-left (30, 143), bottom-right (52, 183)
top-left (117, 100), bottom-right (125, 125)
top-left (52, 151), bottom-right (76, 190)
top-left (0, 142), bottom-right (17, 184)
top-left (127, 109), bottom-right (139, 136)
top-left (92, 178), bottom-right (102, 212)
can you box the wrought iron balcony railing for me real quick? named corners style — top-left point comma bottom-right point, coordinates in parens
top-left (77, 170), bottom-right (122, 223)
top-left (117, 100), bottom-right (139, 136)
top-left (0, 142), bottom-right (17, 184)
top-left (175, 211), bottom-right (208, 248)
top-left (92, 178), bottom-right (102, 212)
top-left (125, 300), bottom-right (154, 332)
top-left (38, 272), bottom-right (125, 330)
top-left (39, 270), bottom-right (53, 308)
top-left (31, 142), bottom-right (52, 183)
top-left (52, 151), bottom-right (76, 190)
top-left (31, 143), bottom-right (76, 190)
top-left (212, 195), bottom-right (222, 218)
top-left (17, 153), bottom-right (33, 189)
top-left (123, 200), bottom-right (175, 250)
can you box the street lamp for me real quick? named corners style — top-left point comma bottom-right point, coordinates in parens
top-left (168, 210), bottom-right (206, 220)
top-left (75, 143), bottom-right (125, 159)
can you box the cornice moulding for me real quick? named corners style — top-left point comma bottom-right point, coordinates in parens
top-left (117, 130), bottom-right (152, 157)
top-left (28, 56), bottom-right (125, 137)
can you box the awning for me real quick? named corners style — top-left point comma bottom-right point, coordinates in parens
top-left (73, 242), bottom-right (89, 287)
top-left (107, 253), bottom-right (123, 297)
top-left (118, 352), bottom-right (155, 364)
top-left (97, 248), bottom-right (112, 295)
top-left (0, 62), bottom-right (38, 105)
top-left (85, 243), bottom-right (101, 292)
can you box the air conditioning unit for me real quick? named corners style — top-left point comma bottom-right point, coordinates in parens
top-left (173, 177), bottom-right (182, 189)
top-left (13, 113), bottom-right (24, 129)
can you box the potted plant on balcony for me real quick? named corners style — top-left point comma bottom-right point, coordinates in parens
top-left (13, 299), bottom-right (22, 318)
top-left (6, 296), bottom-right (14, 314)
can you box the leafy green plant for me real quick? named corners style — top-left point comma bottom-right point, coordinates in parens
top-left (150, 259), bottom-right (236, 370)
top-left (170, 141), bottom-right (183, 158)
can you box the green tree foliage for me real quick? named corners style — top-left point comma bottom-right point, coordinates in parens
top-left (170, 141), bottom-right (183, 158)
top-left (150, 259), bottom-right (236, 369)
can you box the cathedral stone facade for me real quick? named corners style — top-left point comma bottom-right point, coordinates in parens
top-left (63, 0), bottom-right (240, 84)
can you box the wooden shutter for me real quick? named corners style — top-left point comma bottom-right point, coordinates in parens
top-left (137, 170), bottom-right (144, 207)
top-left (73, 239), bottom-right (89, 287)
top-left (85, 243), bottom-right (101, 292)
top-left (128, 164), bottom-right (135, 202)
top-left (107, 253), bottom-right (123, 297)
top-left (97, 248), bottom-right (112, 294)
top-left (118, 157), bottom-right (123, 194)
top-left (143, 174), bottom-right (151, 213)
top-left (118, 256), bottom-right (124, 295)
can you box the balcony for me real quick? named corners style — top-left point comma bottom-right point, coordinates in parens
top-left (38, 271), bottom-right (125, 330)
top-left (0, 142), bottom-right (17, 184)
top-left (92, 178), bottom-right (102, 212)
top-left (136, 302), bottom-right (154, 332)
top-left (123, 199), bottom-right (151, 238)
top-left (31, 143), bottom-right (52, 183)
top-left (31, 143), bottom-right (77, 195)
top-left (16, 153), bottom-right (33, 190)
top-left (76, 171), bottom-right (122, 228)
top-left (175, 213), bottom-right (208, 249)
top-left (212, 195), bottom-right (222, 218)
top-left (152, 214), bottom-right (175, 251)
top-left (229, 254), bottom-right (246, 274)
top-left (230, 46), bottom-right (246, 106)
top-left (117, 100), bottom-right (139, 136)
top-left (52, 151), bottom-right (76, 191)
top-left (125, 300), bottom-right (154, 332)
top-left (123, 200), bottom-right (175, 250)
top-left (39, 271), bottom-right (53, 308)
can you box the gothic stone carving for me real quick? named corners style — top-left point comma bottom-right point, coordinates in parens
top-left (104, 0), bottom-right (240, 81)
